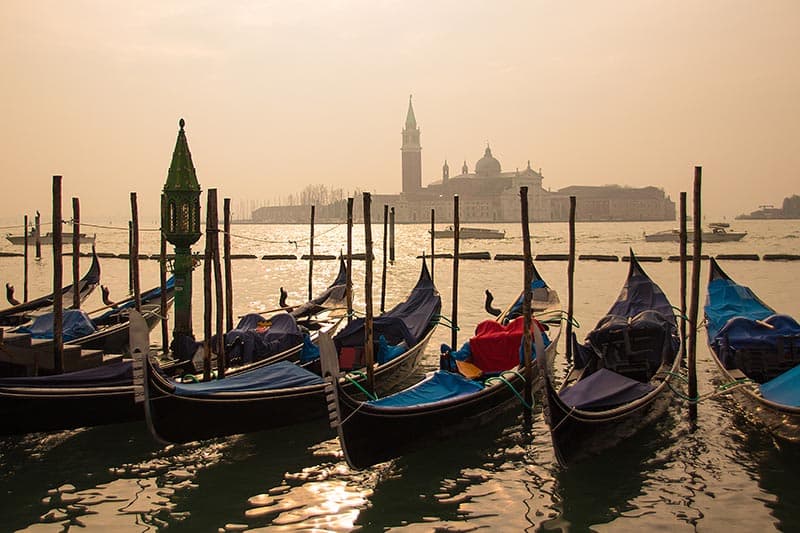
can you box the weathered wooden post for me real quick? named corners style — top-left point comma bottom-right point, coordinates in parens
top-left (224, 198), bottom-right (233, 332)
top-left (72, 198), bottom-right (81, 308)
top-left (35, 211), bottom-right (41, 260)
top-left (520, 187), bottom-right (534, 407)
top-left (363, 192), bottom-right (376, 394)
top-left (211, 191), bottom-right (225, 379)
top-left (389, 207), bottom-right (395, 263)
top-left (128, 221), bottom-right (134, 294)
top-left (308, 205), bottom-right (315, 301)
top-left (430, 208), bottom-right (435, 284)
top-left (160, 195), bottom-right (169, 354)
top-left (451, 195), bottom-right (460, 350)
top-left (130, 192), bottom-right (141, 311)
top-left (346, 197), bottom-right (354, 324)
top-left (688, 168), bottom-right (702, 422)
top-left (381, 204), bottom-right (388, 314)
top-left (566, 196), bottom-right (576, 363)
top-left (680, 191), bottom-right (688, 370)
top-left (203, 191), bottom-right (214, 381)
top-left (52, 176), bottom-right (64, 374)
top-left (23, 214), bottom-right (28, 302)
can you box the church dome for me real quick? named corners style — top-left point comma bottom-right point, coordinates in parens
top-left (475, 145), bottom-right (501, 177)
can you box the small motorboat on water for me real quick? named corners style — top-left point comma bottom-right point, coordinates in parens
top-left (644, 222), bottom-right (746, 243)
top-left (430, 226), bottom-right (505, 240)
top-left (6, 227), bottom-right (96, 246)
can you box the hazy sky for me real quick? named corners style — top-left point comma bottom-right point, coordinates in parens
top-left (1, 0), bottom-right (798, 224)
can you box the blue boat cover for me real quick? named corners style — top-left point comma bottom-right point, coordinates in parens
top-left (334, 261), bottom-right (440, 350)
top-left (368, 370), bottom-right (484, 408)
top-left (760, 363), bottom-right (800, 407)
top-left (559, 368), bottom-right (655, 410)
top-left (18, 309), bottom-right (97, 342)
top-left (173, 360), bottom-right (323, 396)
top-left (219, 312), bottom-right (304, 365)
top-left (505, 278), bottom-right (547, 321)
top-left (0, 361), bottom-right (133, 389)
top-left (705, 277), bottom-right (774, 341)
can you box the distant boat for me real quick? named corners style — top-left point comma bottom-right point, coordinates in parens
top-left (430, 226), bottom-right (505, 240)
top-left (6, 227), bottom-right (96, 246)
top-left (644, 223), bottom-right (746, 243)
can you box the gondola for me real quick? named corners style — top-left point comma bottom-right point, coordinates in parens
top-left (324, 262), bottom-right (563, 469)
top-left (705, 257), bottom-right (800, 441)
top-left (0, 264), bottom-right (349, 437)
top-left (139, 259), bottom-right (441, 444)
top-left (10, 277), bottom-right (176, 355)
top-left (539, 251), bottom-right (681, 466)
top-left (0, 249), bottom-right (101, 326)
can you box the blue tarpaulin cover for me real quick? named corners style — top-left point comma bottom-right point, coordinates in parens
top-left (559, 368), bottom-right (655, 410)
top-left (220, 312), bottom-right (304, 365)
top-left (705, 277), bottom-right (774, 341)
top-left (334, 261), bottom-right (440, 350)
top-left (760, 363), bottom-right (800, 407)
top-left (173, 360), bottom-right (323, 396)
top-left (0, 361), bottom-right (133, 389)
top-left (368, 370), bottom-right (484, 408)
top-left (18, 309), bottom-right (97, 342)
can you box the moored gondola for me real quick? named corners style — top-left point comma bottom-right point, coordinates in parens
top-left (539, 250), bottom-right (681, 466)
top-left (704, 257), bottom-right (800, 441)
top-left (140, 259), bottom-right (441, 444)
top-left (0, 249), bottom-right (101, 326)
top-left (325, 263), bottom-right (563, 469)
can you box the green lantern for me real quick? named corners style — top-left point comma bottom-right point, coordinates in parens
top-left (161, 118), bottom-right (202, 359)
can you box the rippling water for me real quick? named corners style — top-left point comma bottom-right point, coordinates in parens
top-left (1, 219), bottom-right (799, 531)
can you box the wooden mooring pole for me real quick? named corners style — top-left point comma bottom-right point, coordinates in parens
top-left (566, 196), bottom-right (576, 364)
top-left (381, 204), bottom-right (388, 314)
top-left (203, 191), bottom-right (214, 381)
top-left (23, 214), bottom-right (28, 302)
top-left (224, 198), bottom-right (233, 333)
top-left (34, 211), bottom-right (41, 261)
top-left (130, 192), bottom-right (141, 311)
top-left (430, 208), bottom-right (435, 284)
top-left (389, 207), bottom-right (395, 263)
top-left (451, 195), bottom-right (460, 350)
top-left (346, 198), bottom-right (353, 324)
top-left (688, 168), bottom-right (702, 422)
top-left (211, 191), bottom-right (225, 379)
top-left (520, 187), bottom-right (534, 407)
top-left (308, 205), bottom-right (315, 301)
top-left (52, 176), bottom-right (63, 374)
top-left (159, 195), bottom-right (169, 354)
top-left (72, 198), bottom-right (80, 308)
top-left (363, 192), bottom-right (375, 394)
top-left (680, 191), bottom-right (688, 370)
top-left (128, 221), bottom-right (134, 294)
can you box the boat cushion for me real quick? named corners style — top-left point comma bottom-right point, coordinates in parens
top-left (17, 309), bottom-right (97, 342)
top-left (760, 363), bottom-right (800, 407)
top-left (173, 360), bottom-right (323, 396)
top-left (559, 368), bottom-right (655, 410)
top-left (469, 316), bottom-right (549, 373)
top-left (368, 370), bottom-right (484, 408)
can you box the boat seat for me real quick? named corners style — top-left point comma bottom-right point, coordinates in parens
top-left (455, 360), bottom-right (483, 380)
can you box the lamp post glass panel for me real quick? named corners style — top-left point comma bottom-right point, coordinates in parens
top-left (161, 118), bottom-right (202, 360)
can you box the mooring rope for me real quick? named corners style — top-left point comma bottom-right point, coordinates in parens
top-left (485, 370), bottom-right (535, 411)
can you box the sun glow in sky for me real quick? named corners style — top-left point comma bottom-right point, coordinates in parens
top-left (1, 0), bottom-right (798, 223)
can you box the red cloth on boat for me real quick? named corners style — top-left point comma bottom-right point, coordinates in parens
top-left (469, 316), bottom-right (544, 373)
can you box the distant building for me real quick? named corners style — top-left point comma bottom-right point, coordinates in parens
top-left (251, 98), bottom-right (675, 223)
top-left (737, 195), bottom-right (800, 219)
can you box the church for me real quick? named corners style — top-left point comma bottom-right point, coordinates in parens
top-left (251, 98), bottom-right (675, 223)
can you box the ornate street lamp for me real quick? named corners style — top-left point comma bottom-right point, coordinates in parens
top-left (162, 118), bottom-right (202, 359)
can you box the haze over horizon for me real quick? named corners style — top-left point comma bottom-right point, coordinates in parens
top-left (1, 1), bottom-right (798, 225)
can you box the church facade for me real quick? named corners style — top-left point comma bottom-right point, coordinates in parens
top-left (251, 98), bottom-right (675, 223)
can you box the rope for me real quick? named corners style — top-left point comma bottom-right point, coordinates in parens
top-left (343, 371), bottom-right (378, 401)
top-left (485, 372), bottom-right (534, 411)
top-left (659, 370), bottom-right (757, 404)
top-left (432, 315), bottom-right (460, 331)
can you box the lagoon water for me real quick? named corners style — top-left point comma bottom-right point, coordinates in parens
top-left (1, 219), bottom-right (799, 532)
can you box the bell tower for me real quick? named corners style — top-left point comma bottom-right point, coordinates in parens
top-left (401, 95), bottom-right (422, 193)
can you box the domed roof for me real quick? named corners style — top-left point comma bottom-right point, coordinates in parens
top-left (475, 145), bottom-right (501, 177)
